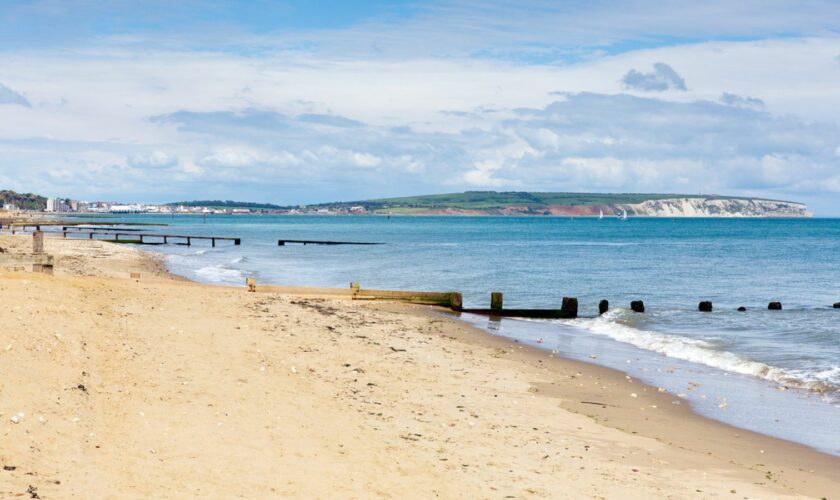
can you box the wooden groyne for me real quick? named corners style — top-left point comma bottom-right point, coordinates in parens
top-left (0, 231), bottom-right (54, 274)
top-left (58, 231), bottom-right (242, 246)
top-left (242, 284), bottom-right (839, 318)
top-left (62, 226), bottom-right (147, 232)
top-left (278, 239), bottom-right (383, 246)
top-left (459, 292), bottom-right (579, 319)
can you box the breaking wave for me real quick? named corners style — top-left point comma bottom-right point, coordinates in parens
top-left (195, 265), bottom-right (246, 284)
top-left (567, 309), bottom-right (839, 398)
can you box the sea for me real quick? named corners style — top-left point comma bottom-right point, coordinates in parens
top-left (67, 214), bottom-right (840, 455)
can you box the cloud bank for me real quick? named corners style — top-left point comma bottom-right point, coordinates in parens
top-left (0, 1), bottom-right (839, 213)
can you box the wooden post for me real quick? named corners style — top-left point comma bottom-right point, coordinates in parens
top-left (598, 299), bottom-right (609, 315)
top-left (246, 277), bottom-right (257, 292)
top-left (212, 238), bottom-right (216, 247)
top-left (187, 237), bottom-right (191, 246)
top-left (560, 297), bottom-right (578, 318)
top-left (699, 301), bottom-right (713, 312)
top-left (278, 240), bottom-right (285, 246)
top-left (140, 235), bottom-right (144, 244)
top-left (163, 236), bottom-right (168, 244)
top-left (630, 300), bottom-right (645, 313)
top-left (234, 238), bottom-right (241, 245)
top-left (768, 302), bottom-right (782, 310)
top-left (89, 232), bottom-right (93, 240)
top-left (449, 292), bottom-right (463, 311)
top-left (32, 231), bottom-right (44, 254)
top-left (490, 292), bottom-right (503, 312)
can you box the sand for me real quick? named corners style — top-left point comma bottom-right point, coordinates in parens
top-left (0, 234), bottom-right (837, 499)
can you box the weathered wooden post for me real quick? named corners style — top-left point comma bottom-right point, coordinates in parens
top-left (630, 300), bottom-right (645, 313)
top-left (768, 302), bottom-right (782, 310)
top-left (598, 299), bottom-right (609, 315)
top-left (449, 292), bottom-right (463, 312)
top-left (490, 292), bottom-right (503, 312)
top-left (350, 282), bottom-right (360, 298)
top-left (699, 301), bottom-right (713, 312)
top-left (246, 277), bottom-right (257, 292)
top-left (560, 297), bottom-right (578, 318)
top-left (32, 231), bottom-right (44, 254)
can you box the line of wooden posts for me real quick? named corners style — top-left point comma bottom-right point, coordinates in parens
top-left (244, 280), bottom-right (840, 316)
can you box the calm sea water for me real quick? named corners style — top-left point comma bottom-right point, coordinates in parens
top-left (70, 215), bottom-right (840, 453)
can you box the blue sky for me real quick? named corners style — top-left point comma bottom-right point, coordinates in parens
top-left (0, 0), bottom-right (839, 213)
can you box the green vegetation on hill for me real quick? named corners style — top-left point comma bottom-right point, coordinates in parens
top-left (0, 190), bottom-right (47, 210)
top-left (168, 200), bottom-right (283, 210)
top-left (307, 191), bottom-right (703, 211)
top-left (368, 191), bottom-right (686, 209)
top-left (300, 191), bottom-right (801, 214)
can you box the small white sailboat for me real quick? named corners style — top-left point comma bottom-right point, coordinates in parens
top-left (621, 208), bottom-right (628, 221)
top-left (598, 209), bottom-right (604, 220)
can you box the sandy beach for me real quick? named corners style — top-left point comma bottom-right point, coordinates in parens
top-left (1, 234), bottom-right (837, 499)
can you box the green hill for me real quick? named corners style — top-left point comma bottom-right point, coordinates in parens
top-left (0, 190), bottom-right (47, 210)
top-left (302, 191), bottom-right (806, 217)
top-left (308, 191), bottom-right (734, 212)
top-left (367, 191), bottom-right (685, 209)
top-left (168, 200), bottom-right (283, 210)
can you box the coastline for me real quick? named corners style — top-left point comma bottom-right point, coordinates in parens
top-left (1, 234), bottom-right (837, 498)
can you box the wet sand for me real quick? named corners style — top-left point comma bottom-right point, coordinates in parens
top-left (0, 234), bottom-right (837, 498)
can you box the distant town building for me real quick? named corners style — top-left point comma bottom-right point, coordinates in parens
top-left (108, 204), bottom-right (145, 213)
top-left (46, 197), bottom-right (71, 212)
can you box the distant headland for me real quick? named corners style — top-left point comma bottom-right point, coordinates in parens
top-left (293, 192), bottom-right (811, 217)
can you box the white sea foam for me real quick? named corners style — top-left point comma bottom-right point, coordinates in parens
top-left (568, 310), bottom-right (838, 396)
top-left (231, 256), bottom-right (248, 264)
top-left (195, 265), bottom-right (245, 283)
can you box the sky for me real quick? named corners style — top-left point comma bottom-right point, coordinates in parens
top-left (0, 1), bottom-right (838, 214)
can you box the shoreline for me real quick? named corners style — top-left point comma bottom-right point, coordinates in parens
top-left (1, 233), bottom-right (837, 497)
top-left (139, 241), bottom-right (840, 485)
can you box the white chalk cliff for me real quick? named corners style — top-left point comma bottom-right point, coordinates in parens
top-left (623, 198), bottom-right (810, 217)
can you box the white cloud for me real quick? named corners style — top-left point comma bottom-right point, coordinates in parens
top-left (129, 150), bottom-right (177, 169)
